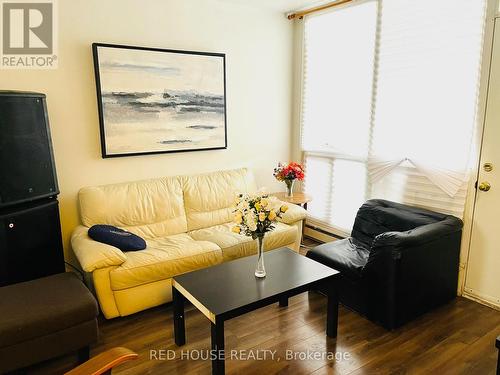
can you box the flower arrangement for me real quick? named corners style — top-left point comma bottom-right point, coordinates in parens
top-left (273, 162), bottom-right (305, 197)
top-left (273, 162), bottom-right (305, 182)
top-left (232, 193), bottom-right (288, 278)
top-left (232, 193), bottom-right (288, 239)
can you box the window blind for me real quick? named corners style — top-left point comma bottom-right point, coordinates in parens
top-left (301, 0), bottom-right (487, 234)
top-left (301, 0), bottom-right (377, 157)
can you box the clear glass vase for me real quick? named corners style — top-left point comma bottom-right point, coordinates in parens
top-left (285, 179), bottom-right (295, 198)
top-left (255, 235), bottom-right (266, 278)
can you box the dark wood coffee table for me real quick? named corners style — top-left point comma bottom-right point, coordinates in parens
top-left (172, 247), bottom-right (340, 375)
top-left (496, 335), bottom-right (500, 374)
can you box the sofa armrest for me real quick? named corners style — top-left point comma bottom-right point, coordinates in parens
top-left (276, 202), bottom-right (307, 225)
top-left (71, 225), bottom-right (127, 272)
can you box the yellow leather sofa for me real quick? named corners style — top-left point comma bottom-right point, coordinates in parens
top-left (71, 168), bottom-right (307, 318)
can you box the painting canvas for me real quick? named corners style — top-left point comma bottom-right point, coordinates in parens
top-left (92, 43), bottom-right (227, 157)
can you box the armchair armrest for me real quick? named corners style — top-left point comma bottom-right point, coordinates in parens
top-left (64, 347), bottom-right (138, 375)
top-left (276, 201), bottom-right (307, 224)
top-left (71, 225), bottom-right (127, 272)
top-left (371, 216), bottom-right (463, 251)
top-left (365, 215), bottom-right (463, 272)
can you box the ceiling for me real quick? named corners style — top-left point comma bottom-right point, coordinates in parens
top-left (217, 0), bottom-right (327, 13)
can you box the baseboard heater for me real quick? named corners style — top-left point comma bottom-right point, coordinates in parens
top-left (304, 222), bottom-right (345, 243)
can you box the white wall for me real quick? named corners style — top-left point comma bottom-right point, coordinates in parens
top-left (1, 0), bottom-right (293, 260)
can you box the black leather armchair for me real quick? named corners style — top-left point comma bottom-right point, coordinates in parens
top-left (307, 199), bottom-right (463, 329)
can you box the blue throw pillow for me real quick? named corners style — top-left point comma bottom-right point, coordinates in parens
top-left (88, 225), bottom-right (146, 252)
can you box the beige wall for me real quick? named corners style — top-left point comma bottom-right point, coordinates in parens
top-left (1, 0), bottom-right (293, 260)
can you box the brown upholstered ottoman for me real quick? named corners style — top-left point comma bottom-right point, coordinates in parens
top-left (0, 272), bottom-right (99, 373)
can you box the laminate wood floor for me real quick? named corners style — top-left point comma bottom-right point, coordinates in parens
top-left (27, 242), bottom-right (500, 375)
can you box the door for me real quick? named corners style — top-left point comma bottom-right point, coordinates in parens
top-left (465, 18), bottom-right (500, 308)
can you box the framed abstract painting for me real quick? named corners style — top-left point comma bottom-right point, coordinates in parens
top-left (92, 43), bottom-right (227, 158)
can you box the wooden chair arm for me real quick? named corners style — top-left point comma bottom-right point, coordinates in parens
top-left (65, 347), bottom-right (138, 375)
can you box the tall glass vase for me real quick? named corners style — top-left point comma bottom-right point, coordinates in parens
top-left (285, 179), bottom-right (295, 198)
top-left (255, 234), bottom-right (266, 278)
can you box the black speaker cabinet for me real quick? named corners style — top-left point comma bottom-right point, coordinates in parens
top-left (0, 91), bottom-right (59, 209)
top-left (0, 91), bottom-right (64, 285)
top-left (0, 199), bottom-right (64, 286)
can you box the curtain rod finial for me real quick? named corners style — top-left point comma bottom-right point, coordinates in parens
top-left (287, 13), bottom-right (296, 20)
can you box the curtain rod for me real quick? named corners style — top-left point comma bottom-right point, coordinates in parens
top-left (287, 0), bottom-right (353, 20)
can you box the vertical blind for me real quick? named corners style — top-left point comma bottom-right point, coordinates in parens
top-left (301, 0), bottom-right (487, 235)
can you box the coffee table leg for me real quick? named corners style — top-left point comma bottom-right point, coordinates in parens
top-left (211, 318), bottom-right (225, 375)
top-left (173, 287), bottom-right (186, 346)
top-left (279, 296), bottom-right (288, 307)
top-left (497, 342), bottom-right (500, 375)
top-left (326, 280), bottom-right (339, 338)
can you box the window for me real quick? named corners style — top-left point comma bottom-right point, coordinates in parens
top-left (301, 0), bottom-right (487, 235)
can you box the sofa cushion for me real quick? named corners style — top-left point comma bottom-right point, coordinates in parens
top-left (109, 234), bottom-right (222, 290)
top-left (79, 176), bottom-right (187, 239)
top-left (189, 222), bottom-right (297, 261)
top-left (0, 272), bottom-right (98, 347)
top-left (88, 225), bottom-right (146, 252)
top-left (306, 238), bottom-right (370, 280)
top-left (182, 168), bottom-right (257, 231)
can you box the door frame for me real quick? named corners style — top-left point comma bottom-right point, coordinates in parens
top-left (459, 0), bottom-right (500, 301)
